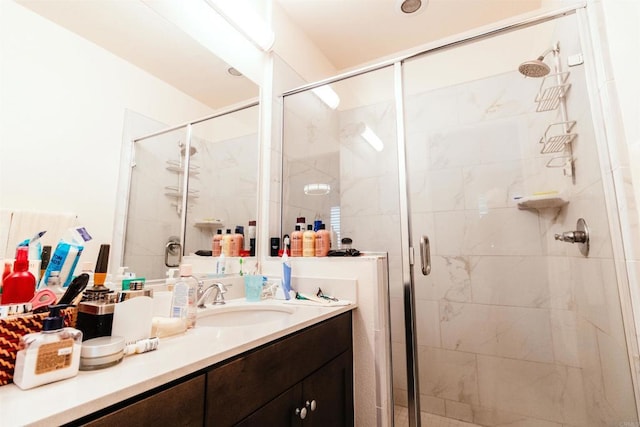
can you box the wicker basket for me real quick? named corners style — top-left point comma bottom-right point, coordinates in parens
top-left (0, 307), bottom-right (77, 386)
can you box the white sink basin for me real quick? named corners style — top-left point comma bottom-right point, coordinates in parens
top-left (197, 304), bottom-right (295, 327)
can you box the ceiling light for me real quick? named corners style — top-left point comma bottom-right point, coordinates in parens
top-left (304, 183), bottom-right (331, 196)
top-left (396, 0), bottom-right (427, 15)
top-left (204, 0), bottom-right (275, 51)
top-left (312, 85), bottom-right (340, 110)
top-left (361, 125), bottom-right (384, 152)
top-left (227, 67), bottom-right (243, 77)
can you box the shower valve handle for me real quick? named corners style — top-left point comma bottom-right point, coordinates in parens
top-left (554, 230), bottom-right (587, 244)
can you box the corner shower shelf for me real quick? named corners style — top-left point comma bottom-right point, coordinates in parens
top-left (164, 186), bottom-right (199, 199)
top-left (535, 72), bottom-right (571, 112)
top-left (166, 160), bottom-right (200, 176)
top-left (539, 121), bottom-right (577, 154)
top-left (194, 220), bottom-right (223, 229)
top-left (517, 193), bottom-right (569, 210)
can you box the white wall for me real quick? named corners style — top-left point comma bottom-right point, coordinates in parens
top-left (0, 1), bottom-right (214, 265)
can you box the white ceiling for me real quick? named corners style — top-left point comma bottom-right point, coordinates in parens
top-left (276, 0), bottom-right (543, 71)
top-left (17, 0), bottom-right (544, 109)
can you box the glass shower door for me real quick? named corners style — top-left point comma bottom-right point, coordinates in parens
top-left (400, 12), bottom-right (637, 427)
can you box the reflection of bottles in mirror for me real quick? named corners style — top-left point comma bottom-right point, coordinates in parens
top-left (222, 229), bottom-right (233, 257)
top-left (233, 226), bottom-right (243, 257)
top-left (296, 217), bottom-right (306, 233)
top-left (303, 225), bottom-right (316, 257)
top-left (315, 224), bottom-right (330, 257)
top-left (291, 226), bottom-right (303, 257)
top-left (248, 220), bottom-right (256, 256)
top-left (212, 230), bottom-right (222, 257)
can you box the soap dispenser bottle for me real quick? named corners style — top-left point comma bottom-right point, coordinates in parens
top-left (13, 305), bottom-right (82, 389)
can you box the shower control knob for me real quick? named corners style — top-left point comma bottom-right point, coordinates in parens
top-left (554, 218), bottom-right (590, 257)
top-left (554, 231), bottom-right (586, 244)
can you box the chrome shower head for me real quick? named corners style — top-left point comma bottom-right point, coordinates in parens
top-left (518, 56), bottom-right (551, 78)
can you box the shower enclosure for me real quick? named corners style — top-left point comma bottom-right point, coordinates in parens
top-left (280, 6), bottom-right (638, 427)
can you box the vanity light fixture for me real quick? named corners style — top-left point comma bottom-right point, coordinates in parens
top-left (304, 183), bottom-right (331, 196)
top-left (312, 85), bottom-right (340, 110)
top-left (204, 0), bottom-right (275, 51)
top-left (361, 125), bottom-right (384, 152)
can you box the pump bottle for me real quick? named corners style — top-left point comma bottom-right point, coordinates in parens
top-left (13, 305), bottom-right (82, 389)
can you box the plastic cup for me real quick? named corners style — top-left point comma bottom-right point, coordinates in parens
top-left (244, 275), bottom-right (264, 302)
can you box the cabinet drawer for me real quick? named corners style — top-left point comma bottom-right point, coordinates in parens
top-left (81, 374), bottom-right (205, 427)
top-left (205, 311), bottom-right (352, 426)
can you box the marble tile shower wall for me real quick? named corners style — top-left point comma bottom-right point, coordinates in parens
top-left (338, 63), bottom-right (636, 424)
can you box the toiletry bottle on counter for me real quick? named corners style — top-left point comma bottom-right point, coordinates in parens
top-left (13, 304), bottom-right (82, 389)
top-left (222, 229), bottom-right (233, 257)
top-left (170, 264), bottom-right (197, 328)
top-left (315, 224), bottom-right (330, 257)
top-left (302, 225), bottom-right (316, 257)
top-left (291, 226), bottom-right (303, 257)
top-left (247, 220), bottom-right (256, 255)
top-left (212, 229), bottom-right (222, 257)
top-left (1, 246), bottom-right (35, 304)
top-left (233, 226), bottom-right (244, 257)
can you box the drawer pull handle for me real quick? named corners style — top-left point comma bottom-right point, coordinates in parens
top-left (295, 407), bottom-right (308, 419)
top-left (306, 400), bottom-right (317, 411)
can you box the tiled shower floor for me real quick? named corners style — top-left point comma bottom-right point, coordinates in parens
top-left (394, 405), bottom-right (481, 427)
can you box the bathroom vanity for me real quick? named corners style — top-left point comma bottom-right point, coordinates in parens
top-left (74, 311), bottom-right (352, 426)
top-left (0, 301), bottom-right (354, 426)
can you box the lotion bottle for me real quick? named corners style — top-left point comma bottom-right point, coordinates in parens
top-left (13, 305), bottom-right (82, 389)
top-left (232, 226), bottom-right (243, 257)
top-left (291, 226), bottom-right (303, 257)
top-left (170, 264), bottom-right (197, 329)
top-left (302, 225), bottom-right (316, 257)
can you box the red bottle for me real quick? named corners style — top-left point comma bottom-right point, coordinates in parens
top-left (1, 246), bottom-right (36, 304)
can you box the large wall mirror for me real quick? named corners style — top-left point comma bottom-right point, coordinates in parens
top-left (2, 1), bottom-right (261, 281)
top-left (124, 104), bottom-right (260, 280)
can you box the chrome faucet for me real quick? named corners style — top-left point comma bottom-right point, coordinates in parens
top-left (197, 282), bottom-right (228, 308)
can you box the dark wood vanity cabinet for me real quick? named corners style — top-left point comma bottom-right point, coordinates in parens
top-left (72, 311), bottom-right (353, 427)
top-left (206, 311), bottom-right (354, 426)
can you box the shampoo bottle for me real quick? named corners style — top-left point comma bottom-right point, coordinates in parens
top-left (315, 224), bottom-right (330, 257)
top-left (232, 226), bottom-right (243, 257)
top-left (13, 305), bottom-right (82, 389)
top-left (222, 229), bottom-right (233, 257)
top-left (291, 226), bottom-right (303, 257)
top-left (302, 225), bottom-right (316, 257)
top-left (212, 230), bottom-right (223, 257)
top-left (170, 264), bottom-right (198, 329)
top-left (1, 246), bottom-right (36, 304)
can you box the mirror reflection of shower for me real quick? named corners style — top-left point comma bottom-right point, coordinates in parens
top-left (167, 140), bottom-right (200, 216)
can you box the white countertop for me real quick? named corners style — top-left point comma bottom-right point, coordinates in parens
top-left (0, 299), bottom-right (354, 427)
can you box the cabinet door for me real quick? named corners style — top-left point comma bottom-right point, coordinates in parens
top-left (303, 350), bottom-right (354, 427)
top-left (81, 374), bottom-right (205, 427)
top-left (235, 383), bottom-right (303, 427)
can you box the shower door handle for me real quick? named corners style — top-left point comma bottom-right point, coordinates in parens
top-left (420, 235), bottom-right (431, 276)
